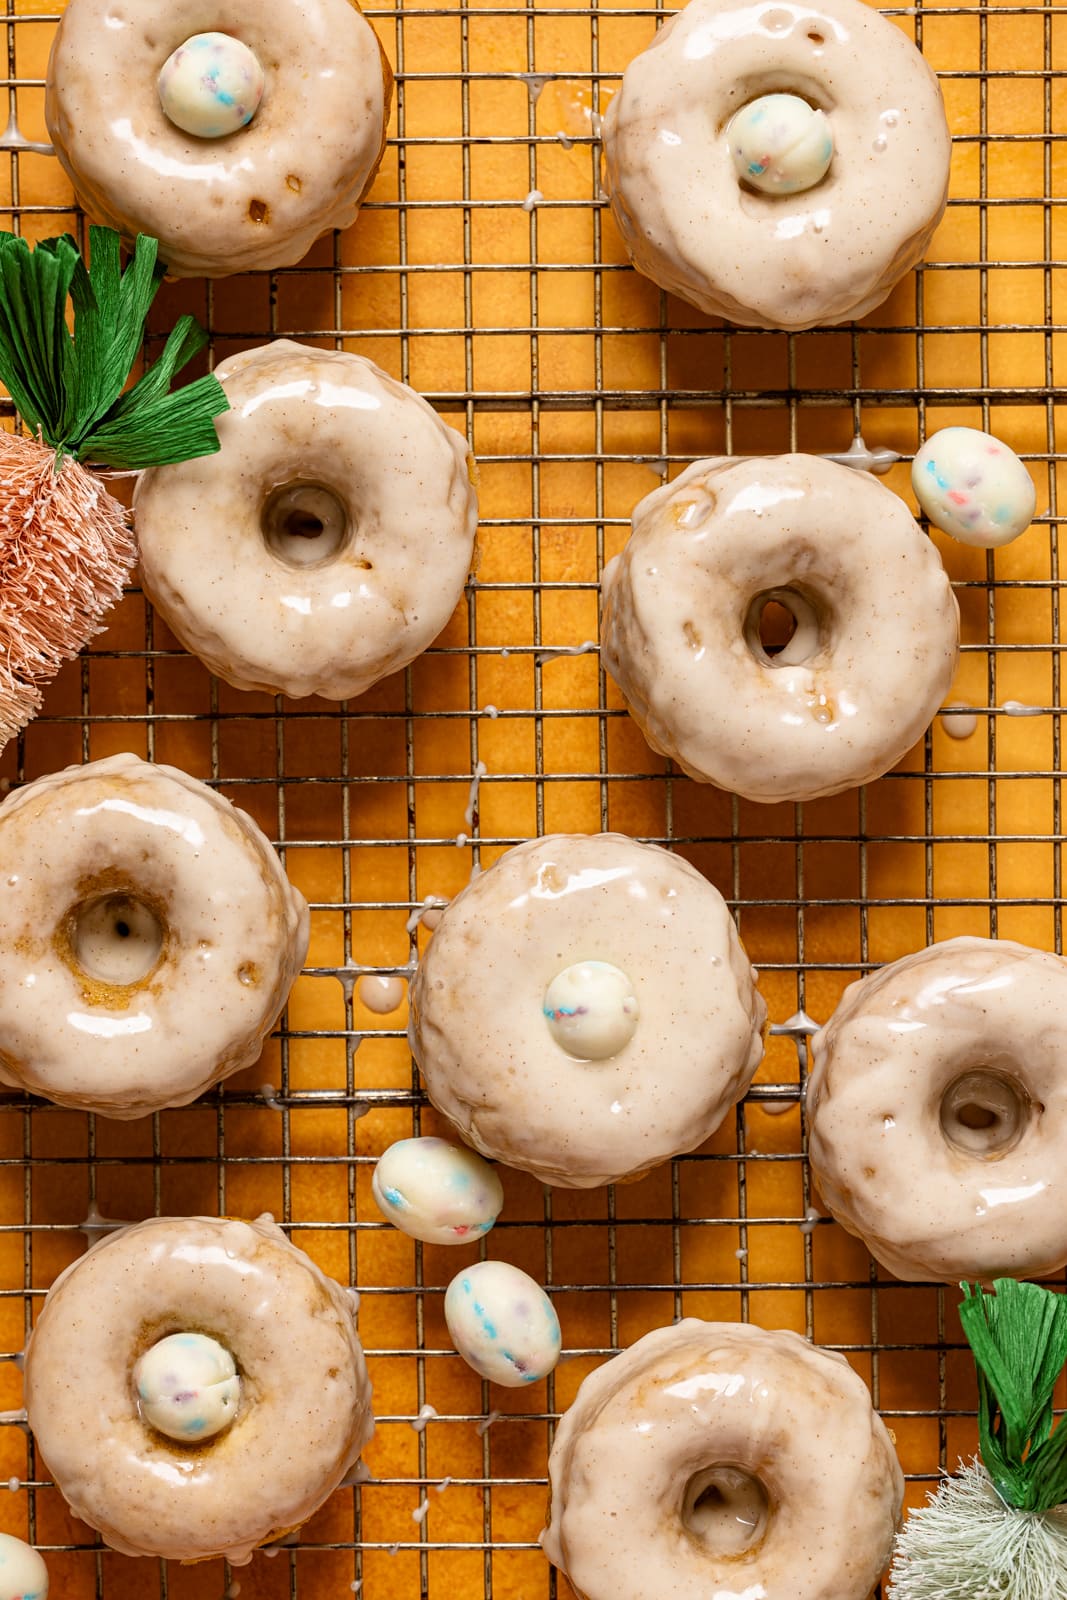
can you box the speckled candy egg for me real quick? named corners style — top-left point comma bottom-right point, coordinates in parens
top-left (727, 93), bottom-right (834, 196)
top-left (912, 427), bottom-right (1036, 548)
top-left (372, 1136), bottom-right (504, 1246)
top-left (133, 1331), bottom-right (241, 1442)
top-left (445, 1260), bottom-right (561, 1386)
top-left (0, 1533), bottom-right (48, 1600)
top-left (158, 32), bottom-right (265, 139)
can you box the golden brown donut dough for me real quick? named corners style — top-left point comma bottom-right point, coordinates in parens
top-left (24, 1214), bottom-right (373, 1564)
top-left (600, 454), bottom-right (960, 803)
top-left (135, 341), bottom-right (478, 701)
top-left (601, 0), bottom-right (951, 329)
top-left (542, 1318), bottom-right (903, 1600)
top-left (808, 937), bottom-right (1067, 1283)
top-left (0, 753), bottom-right (308, 1118)
top-left (409, 832), bottom-right (766, 1188)
top-left (45, 0), bottom-right (392, 277)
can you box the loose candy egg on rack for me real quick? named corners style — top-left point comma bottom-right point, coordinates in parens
top-left (726, 93), bottom-right (834, 196)
top-left (445, 1260), bottom-right (562, 1386)
top-left (373, 1136), bottom-right (504, 1246)
top-left (912, 427), bottom-right (1036, 548)
top-left (133, 1331), bottom-right (241, 1442)
top-left (0, 1532), bottom-right (48, 1599)
top-left (158, 32), bottom-right (265, 139)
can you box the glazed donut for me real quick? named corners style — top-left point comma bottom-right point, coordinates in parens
top-left (135, 341), bottom-right (478, 701)
top-left (601, 0), bottom-right (951, 330)
top-left (0, 752), bottom-right (308, 1118)
top-left (23, 1213), bottom-right (373, 1564)
top-left (600, 454), bottom-right (960, 804)
top-left (45, 0), bottom-right (392, 278)
top-left (408, 832), bottom-right (766, 1188)
top-left (808, 937), bottom-right (1067, 1283)
top-left (541, 1318), bottom-right (903, 1600)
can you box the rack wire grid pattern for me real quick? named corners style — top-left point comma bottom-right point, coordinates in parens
top-left (0, 0), bottom-right (1063, 1595)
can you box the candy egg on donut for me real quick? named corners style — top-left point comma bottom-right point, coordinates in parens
top-left (0, 752), bottom-right (308, 1118)
top-left (409, 832), bottom-right (766, 1188)
top-left (45, 0), bottom-right (393, 277)
top-left (808, 937), bottom-right (1067, 1283)
top-left (601, 0), bottom-right (951, 329)
top-left (135, 341), bottom-right (478, 702)
top-left (23, 1214), bottom-right (373, 1564)
top-left (600, 454), bottom-right (960, 804)
top-left (541, 1318), bottom-right (903, 1600)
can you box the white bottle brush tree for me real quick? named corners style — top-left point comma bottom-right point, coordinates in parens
top-left (892, 1278), bottom-right (1067, 1599)
top-left (0, 225), bottom-right (228, 747)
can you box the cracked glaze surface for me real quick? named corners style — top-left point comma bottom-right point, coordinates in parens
top-left (24, 1214), bottom-right (373, 1564)
top-left (600, 454), bottom-right (960, 804)
top-left (601, 0), bottom-right (951, 330)
top-left (0, 752), bottom-right (308, 1118)
top-left (45, 0), bottom-right (391, 277)
top-left (808, 936), bottom-right (1067, 1283)
top-left (136, 341), bottom-right (478, 701)
top-left (409, 833), bottom-right (766, 1188)
top-left (542, 1318), bottom-right (903, 1600)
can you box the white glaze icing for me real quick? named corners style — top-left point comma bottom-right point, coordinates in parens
top-left (45, 0), bottom-right (391, 277)
top-left (808, 937), bottom-right (1067, 1283)
top-left (941, 704), bottom-right (978, 739)
top-left (542, 960), bottom-right (639, 1060)
top-left (0, 1533), bottom-right (48, 1600)
top-left (444, 1260), bottom-right (561, 1386)
top-left (912, 427), bottom-right (1036, 548)
top-left (357, 975), bottom-right (407, 1015)
top-left (601, 0), bottom-right (950, 329)
top-left (23, 1214), bottom-right (374, 1564)
top-left (542, 1318), bottom-right (902, 1600)
top-left (135, 341), bottom-right (478, 702)
top-left (600, 454), bottom-right (960, 804)
top-left (409, 832), bottom-right (766, 1188)
top-left (134, 1332), bottom-right (241, 1442)
top-left (727, 93), bottom-right (833, 195)
top-left (0, 753), bottom-right (308, 1118)
top-left (157, 33), bottom-right (264, 139)
top-left (372, 1136), bottom-right (504, 1245)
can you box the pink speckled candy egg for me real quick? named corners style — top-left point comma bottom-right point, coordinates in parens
top-left (445, 1259), bottom-right (561, 1386)
top-left (373, 1136), bottom-right (504, 1246)
top-left (0, 1532), bottom-right (48, 1600)
top-left (912, 427), bottom-right (1036, 548)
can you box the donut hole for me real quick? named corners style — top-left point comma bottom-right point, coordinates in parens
top-left (744, 586), bottom-right (825, 668)
top-left (939, 1069), bottom-right (1032, 1157)
top-left (682, 1465), bottom-right (770, 1556)
top-left (71, 893), bottom-right (165, 986)
top-left (262, 481), bottom-right (350, 569)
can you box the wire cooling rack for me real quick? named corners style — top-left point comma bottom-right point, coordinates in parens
top-left (0, 0), bottom-right (1064, 1595)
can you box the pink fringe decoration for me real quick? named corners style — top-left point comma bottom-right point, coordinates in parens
top-left (0, 431), bottom-right (135, 748)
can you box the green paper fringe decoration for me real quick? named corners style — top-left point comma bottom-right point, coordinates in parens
top-left (0, 226), bottom-right (228, 469)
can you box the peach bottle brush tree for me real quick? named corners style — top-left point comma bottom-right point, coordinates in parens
top-left (892, 1278), bottom-right (1067, 1599)
top-left (0, 225), bottom-right (228, 746)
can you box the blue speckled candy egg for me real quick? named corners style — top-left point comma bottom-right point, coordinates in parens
top-left (133, 1331), bottom-right (240, 1442)
top-left (912, 427), bottom-right (1036, 548)
top-left (445, 1260), bottom-right (561, 1387)
top-left (0, 1532), bottom-right (48, 1600)
top-left (373, 1136), bottom-right (504, 1246)
top-left (727, 93), bottom-right (834, 196)
top-left (158, 32), bottom-right (265, 140)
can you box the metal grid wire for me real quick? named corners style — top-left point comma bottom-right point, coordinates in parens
top-left (0, 0), bottom-right (1063, 1595)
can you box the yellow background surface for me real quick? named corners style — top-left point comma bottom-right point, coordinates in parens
top-left (0, 0), bottom-right (1064, 1594)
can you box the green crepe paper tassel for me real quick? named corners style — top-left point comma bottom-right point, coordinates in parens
top-left (891, 1279), bottom-right (1067, 1600)
top-left (0, 225), bottom-right (228, 746)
